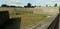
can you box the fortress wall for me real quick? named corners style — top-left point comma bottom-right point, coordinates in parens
top-left (0, 7), bottom-right (16, 15)
top-left (15, 7), bottom-right (59, 14)
top-left (0, 7), bottom-right (59, 15)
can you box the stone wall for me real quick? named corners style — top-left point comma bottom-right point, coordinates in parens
top-left (15, 7), bottom-right (59, 14)
top-left (0, 7), bottom-right (59, 15)
top-left (0, 7), bottom-right (16, 15)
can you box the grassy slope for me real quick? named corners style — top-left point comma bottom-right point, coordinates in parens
top-left (18, 14), bottom-right (47, 27)
top-left (10, 14), bottom-right (47, 27)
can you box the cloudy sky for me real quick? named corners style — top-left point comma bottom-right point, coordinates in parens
top-left (0, 0), bottom-right (60, 6)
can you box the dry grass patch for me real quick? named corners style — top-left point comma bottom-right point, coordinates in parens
top-left (20, 14), bottom-right (47, 27)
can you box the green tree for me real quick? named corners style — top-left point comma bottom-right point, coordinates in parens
top-left (54, 3), bottom-right (57, 7)
top-left (46, 5), bottom-right (48, 7)
top-left (1, 4), bottom-right (9, 7)
top-left (39, 5), bottom-right (41, 7)
top-left (27, 3), bottom-right (31, 7)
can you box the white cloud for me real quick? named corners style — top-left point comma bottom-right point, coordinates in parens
top-left (51, 0), bottom-right (60, 2)
top-left (2, 0), bottom-right (24, 6)
top-left (1, 0), bottom-right (60, 6)
top-left (3, 0), bottom-right (20, 3)
top-left (35, 0), bottom-right (60, 6)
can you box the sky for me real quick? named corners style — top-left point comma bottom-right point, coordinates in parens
top-left (0, 0), bottom-right (60, 7)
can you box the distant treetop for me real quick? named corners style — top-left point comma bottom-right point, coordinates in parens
top-left (27, 3), bottom-right (32, 7)
top-left (54, 3), bottom-right (57, 7)
top-left (1, 4), bottom-right (9, 7)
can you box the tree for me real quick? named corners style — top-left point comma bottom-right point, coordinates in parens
top-left (1, 4), bottom-right (9, 7)
top-left (27, 3), bottom-right (31, 7)
top-left (39, 5), bottom-right (41, 7)
top-left (54, 3), bottom-right (57, 7)
top-left (46, 5), bottom-right (48, 7)
top-left (10, 6), bottom-right (16, 7)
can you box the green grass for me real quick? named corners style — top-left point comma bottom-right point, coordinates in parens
top-left (19, 14), bottom-right (47, 27)
top-left (16, 10), bottom-right (33, 15)
top-left (10, 14), bottom-right (47, 27)
top-left (10, 11), bottom-right (48, 27)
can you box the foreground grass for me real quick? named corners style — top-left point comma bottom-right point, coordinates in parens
top-left (10, 14), bottom-right (47, 27)
top-left (18, 14), bottom-right (47, 27)
top-left (10, 10), bottom-right (58, 27)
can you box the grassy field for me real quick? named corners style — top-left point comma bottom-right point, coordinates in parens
top-left (10, 10), bottom-right (48, 27)
top-left (0, 7), bottom-right (58, 28)
top-left (10, 9), bottom-right (56, 27)
top-left (20, 14), bottom-right (47, 27)
top-left (0, 7), bottom-right (59, 29)
top-left (10, 13), bottom-right (48, 27)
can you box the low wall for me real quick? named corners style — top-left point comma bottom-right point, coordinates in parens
top-left (3, 17), bottom-right (21, 29)
top-left (0, 7), bottom-right (59, 15)
top-left (15, 7), bottom-right (59, 14)
top-left (47, 13), bottom-right (59, 29)
top-left (0, 7), bottom-right (16, 15)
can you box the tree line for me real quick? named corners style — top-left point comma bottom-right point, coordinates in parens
top-left (1, 3), bottom-right (58, 8)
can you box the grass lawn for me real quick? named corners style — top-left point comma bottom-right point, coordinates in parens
top-left (10, 10), bottom-right (48, 27)
top-left (13, 14), bottom-right (47, 27)
top-left (10, 14), bottom-right (47, 27)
